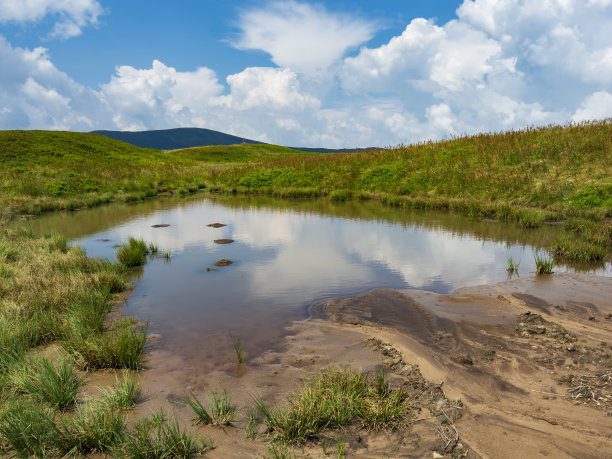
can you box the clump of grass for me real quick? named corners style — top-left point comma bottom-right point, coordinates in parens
top-left (57, 402), bottom-right (126, 455)
top-left (534, 252), bottom-right (555, 275)
top-left (99, 372), bottom-right (141, 409)
top-left (514, 208), bottom-right (546, 228)
top-left (116, 237), bottom-right (152, 267)
top-left (0, 400), bottom-right (126, 457)
top-left (184, 388), bottom-right (236, 426)
top-left (0, 401), bottom-right (60, 457)
top-left (147, 243), bottom-right (158, 254)
top-left (336, 438), bottom-right (347, 458)
top-left (266, 444), bottom-right (295, 458)
top-left (254, 367), bottom-right (409, 444)
top-left (10, 355), bottom-right (82, 410)
top-left (120, 410), bottom-right (209, 458)
top-left (232, 335), bottom-right (245, 364)
top-left (64, 322), bottom-right (147, 370)
top-left (163, 250), bottom-right (171, 261)
top-left (506, 257), bottom-right (520, 274)
top-left (245, 406), bottom-right (258, 439)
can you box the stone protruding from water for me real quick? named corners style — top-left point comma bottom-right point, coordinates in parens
top-left (207, 223), bottom-right (226, 228)
top-left (214, 259), bottom-right (233, 267)
top-left (214, 239), bottom-right (234, 244)
top-left (151, 224), bottom-right (170, 228)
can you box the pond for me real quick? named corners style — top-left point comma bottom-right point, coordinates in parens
top-left (22, 194), bottom-right (612, 369)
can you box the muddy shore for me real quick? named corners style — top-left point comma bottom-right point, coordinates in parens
top-left (86, 273), bottom-right (611, 458)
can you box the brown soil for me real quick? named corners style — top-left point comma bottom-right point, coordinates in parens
top-left (207, 223), bottom-right (227, 228)
top-left (214, 259), bottom-right (233, 267)
top-left (312, 273), bottom-right (612, 458)
top-left (151, 224), bottom-right (170, 228)
top-left (83, 273), bottom-right (611, 458)
top-left (214, 238), bottom-right (234, 244)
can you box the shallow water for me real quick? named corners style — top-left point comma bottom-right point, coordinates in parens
top-left (22, 194), bottom-right (612, 367)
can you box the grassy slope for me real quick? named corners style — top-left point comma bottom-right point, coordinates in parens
top-left (169, 142), bottom-right (314, 162)
top-left (0, 123), bottom-right (611, 253)
top-left (0, 130), bottom-right (209, 218)
top-left (215, 122), bottom-right (612, 215)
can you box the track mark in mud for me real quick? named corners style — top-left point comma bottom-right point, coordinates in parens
top-left (366, 338), bottom-right (469, 457)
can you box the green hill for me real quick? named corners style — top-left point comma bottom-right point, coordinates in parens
top-left (1, 123), bottom-right (610, 261)
top-left (91, 127), bottom-right (263, 150)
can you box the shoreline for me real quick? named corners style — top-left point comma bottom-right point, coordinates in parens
top-left (113, 272), bottom-right (611, 457)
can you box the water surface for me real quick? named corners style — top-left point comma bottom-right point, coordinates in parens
top-left (23, 194), bottom-right (611, 367)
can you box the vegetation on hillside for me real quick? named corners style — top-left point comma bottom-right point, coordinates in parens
top-left (1, 123), bottom-right (611, 261)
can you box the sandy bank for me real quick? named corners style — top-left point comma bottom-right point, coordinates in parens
top-left (94, 273), bottom-right (610, 458)
top-left (311, 273), bottom-right (612, 458)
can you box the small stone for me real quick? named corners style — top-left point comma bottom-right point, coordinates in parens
top-left (214, 259), bottom-right (233, 267)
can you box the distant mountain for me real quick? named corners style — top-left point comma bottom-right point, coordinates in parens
top-left (91, 127), bottom-right (262, 150)
top-left (92, 127), bottom-right (374, 153)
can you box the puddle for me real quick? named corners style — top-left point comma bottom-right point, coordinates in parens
top-left (21, 194), bottom-right (611, 371)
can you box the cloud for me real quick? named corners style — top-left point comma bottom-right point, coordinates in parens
top-left (99, 60), bottom-right (224, 131)
top-left (1, 0), bottom-right (611, 147)
top-left (0, 0), bottom-right (103, 38)
top-left (222, 67), bottom-right (319, 110)
top-left (573, 91), bottom-right (612, 122)
top-left (0, 35), bottom-right (104, 129)
top-left (232, 0), bottom-right (375, 73)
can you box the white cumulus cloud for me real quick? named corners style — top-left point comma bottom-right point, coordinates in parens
top-left (1, 0), bottom-right (611, 147)
top-left (0, 0), bottom-right (103, 38)
top-left (232, 0), bottom-right (375, 73)
top-left (573, 91), bottom-right (612, 122)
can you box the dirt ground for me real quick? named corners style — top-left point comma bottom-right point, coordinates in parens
top-left (85, 273), bottom-right (612, 458)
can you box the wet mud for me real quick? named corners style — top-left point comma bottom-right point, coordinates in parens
top-left (84, 273), bottom-right (611, 458)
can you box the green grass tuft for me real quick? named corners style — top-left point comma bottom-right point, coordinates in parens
top-left (99, 372), bottom-right (141, 409)
top-left (117, 237), bottom-right (152, 267)
top-left (506, 257), bottom-right (521, 274)
top-left (120, 410), bottom-right (207, 458)
top-left (254, 367), bottom-right (409, 444)
top-left (184, 388), bottom-right (236, 426)
top-left (232, 335), bottom-right (245, 364)
top-left (534, 252), bottom-right (555, 275)
top-left (10, 354), bottom-right (82, 410)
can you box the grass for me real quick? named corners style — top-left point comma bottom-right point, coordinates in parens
top-left (117, 237), bottom-right (154, 267)
top-left (0, 227), bottom-right (154, 456)
top-left (10, 354), bottom-right (82, 410)
top-left (120, 410), bottom-right (208, 458)
top-left (534, 252), bottom-right (555, 275)
top-left (184, 388), bottom-right (237, 426)
top-left (1, 123), bottom-right (611, 261)
top-left (506, 257), bottom-right (520, 274)
top-left (0, 122), bottom-right (609, 455)
top-left (232, 335), bottom-right (245, 364)
top-left (253, 367), bottom-right (409, 444)
top-left (99, 372), bottom-right (141, 409)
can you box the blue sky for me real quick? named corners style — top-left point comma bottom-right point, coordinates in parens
top-left (0, 0), bottom-right (611, 147)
